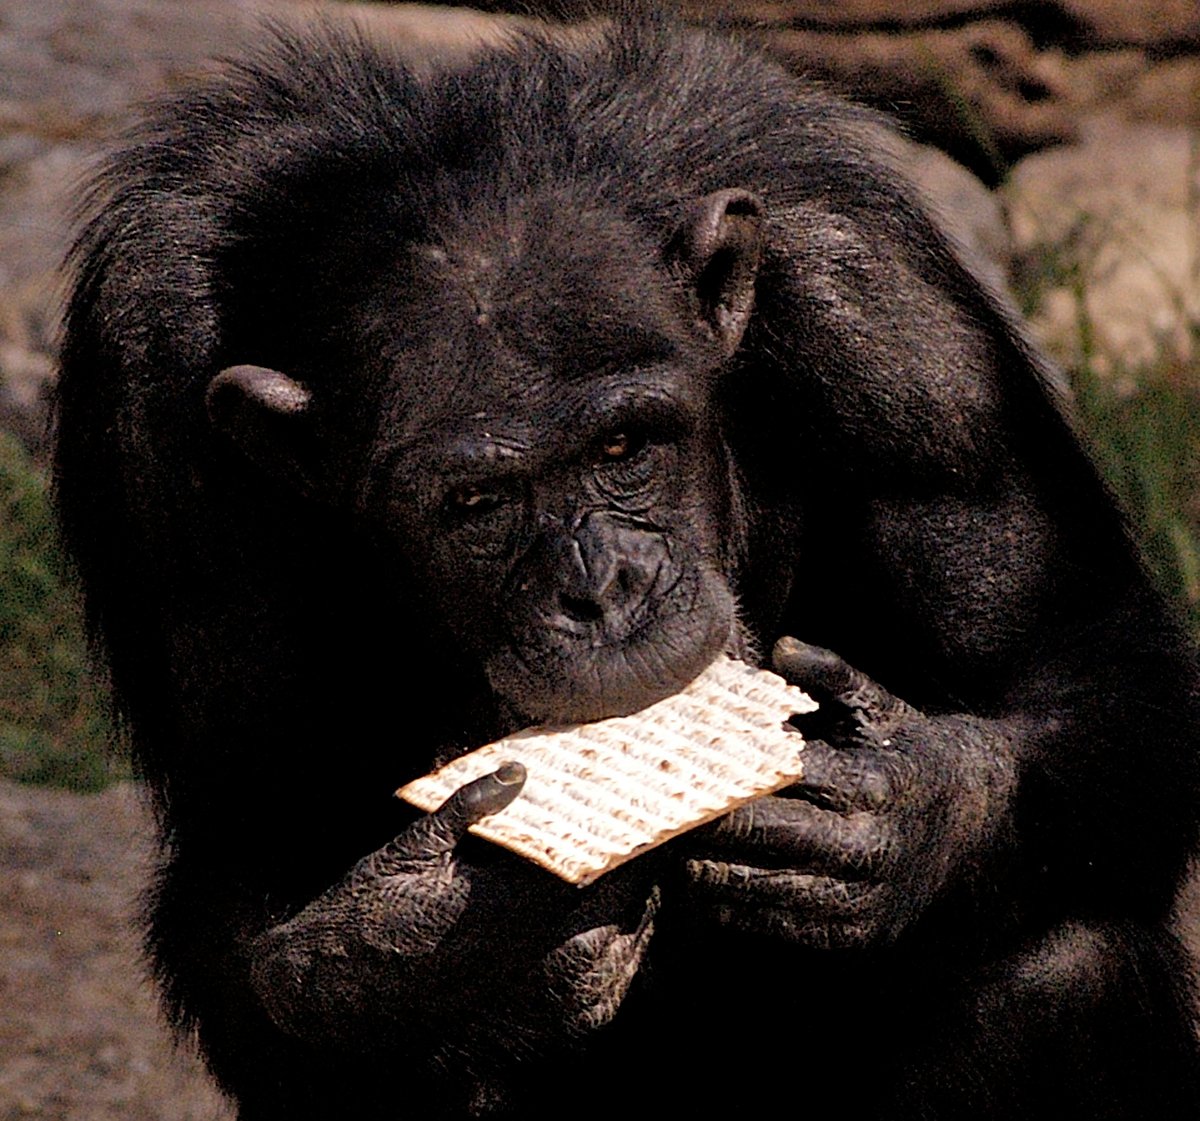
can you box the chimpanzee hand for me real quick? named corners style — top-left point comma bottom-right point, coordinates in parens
top-left (248, 764), bottom-right (658, 1072)
top-left (679, 637), bottom-right (1018, 949)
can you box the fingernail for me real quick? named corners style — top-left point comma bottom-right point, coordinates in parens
top-left (494, 761), bottom-right (526, 785)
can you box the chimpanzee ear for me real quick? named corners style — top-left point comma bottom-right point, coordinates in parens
top-left (667, 188), bottom-right (765, 356)
top-left (206, 365), bottom-right (317, 492)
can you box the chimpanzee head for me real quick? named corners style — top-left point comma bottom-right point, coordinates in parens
top-left (206, 187), bottom-right (765, 723)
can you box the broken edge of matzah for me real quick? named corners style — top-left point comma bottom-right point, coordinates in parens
top-left (396, 656), bottom-right (816, 886)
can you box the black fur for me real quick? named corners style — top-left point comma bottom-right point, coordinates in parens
top-left (55, 16), bottom-right (1200, 1120)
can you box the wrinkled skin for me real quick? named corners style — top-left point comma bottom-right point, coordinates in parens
top-left (54, 18), bottom-right (1200, 1121)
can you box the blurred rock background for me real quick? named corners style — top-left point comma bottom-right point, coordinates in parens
top-left (0, 2), bottom-right (1197, 1118)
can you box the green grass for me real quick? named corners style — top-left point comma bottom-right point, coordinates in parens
top-left (0, 432), bottom-right (122, 791)
top-left (1074, 348), bottom-right (1200, 636)
top-left (1013, 225), bottom-right (1200, 637)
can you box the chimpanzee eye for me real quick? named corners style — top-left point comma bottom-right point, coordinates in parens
top-left (446, 485), bottom-right (499, 514)
top-left (602, 433), bottom-right (629, 459)
top-left (598, 430), bottom-right (646, 463)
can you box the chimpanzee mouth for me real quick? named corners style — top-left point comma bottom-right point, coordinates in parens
top-left (489, 627), bottom-right (723, 725)
top-left (487, 569), bottom-right (737, 725)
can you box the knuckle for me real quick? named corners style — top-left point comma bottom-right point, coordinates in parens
top-left (855, 757), bottom-right (896, 807)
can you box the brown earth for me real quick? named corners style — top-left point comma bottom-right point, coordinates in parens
top-left (0, 779), bottom-right (232, 1120)
top-left (452, 0), bottom-right (1200, 182)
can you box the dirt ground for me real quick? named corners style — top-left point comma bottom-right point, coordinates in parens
top-left (3, 775), bottom-right (1200, 1120)
top-left (0, 779), bottom-right (232, 1120)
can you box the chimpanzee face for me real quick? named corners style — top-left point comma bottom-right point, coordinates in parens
top-left (206, 189), bottom-right (765, 723)
top-left (353, 206), bottom-right (745, 722)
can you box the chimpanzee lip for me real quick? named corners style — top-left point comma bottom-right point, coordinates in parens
top-left (488, 570), bottom-right (734, 724)
top-left (491, 628), bottom-right (723, 725)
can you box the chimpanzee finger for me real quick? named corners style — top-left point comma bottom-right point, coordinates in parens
top-left (779, 737), bottom-right (901, 813)
top-left (697, 787), bottom-right (888, 878)
top-left (773, 637), bottom-right (912, 736)
top-left (773, 637), bottom-right (881, 706)
top-left (380, 763), bottom-right (527, 867)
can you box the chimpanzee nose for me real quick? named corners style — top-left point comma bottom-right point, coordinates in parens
top-left (556, 514), bottom-right (664, 626)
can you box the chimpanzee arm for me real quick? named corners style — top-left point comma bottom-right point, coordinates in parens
top-left (895, 918), bottom-right (1200, 1120)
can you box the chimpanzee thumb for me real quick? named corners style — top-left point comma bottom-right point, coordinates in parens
top-left (379, 763), bottom-right (527, 868)
top-left (773, 637), bottom-right (911, 728)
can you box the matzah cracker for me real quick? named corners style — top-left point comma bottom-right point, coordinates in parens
top-left (396, 656), bottom-right (816, 886)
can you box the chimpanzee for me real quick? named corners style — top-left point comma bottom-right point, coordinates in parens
top-left (54, 14), bottom-right (1200, 1121)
